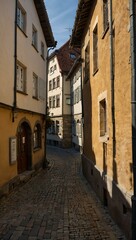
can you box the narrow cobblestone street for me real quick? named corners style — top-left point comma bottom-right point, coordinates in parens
top-left (0, 146), bottom-right (126, 240)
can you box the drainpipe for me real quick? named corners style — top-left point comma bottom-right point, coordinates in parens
top-left (43, 42), bottom-right (57, 168)
top-left (12, 0), bottom-right (18, 122)
top-left (130, 0), bottom-right (136, 239)
top-left (109, 0), bottom-right (116, 174)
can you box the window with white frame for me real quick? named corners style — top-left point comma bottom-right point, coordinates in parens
top-left (57, 76), bottom-right (60, 87)
top-left (38, 78), bottom-right (45, 100)
top-left (17, 3), bottom-right (26, 33)
top-left (33, 124), bottom-right (41, 149)
top-left (56, 95), bottom-right (60, 107)
top-left (100, 99), bottom-right (107, 136)
top-left (41, 41), bottom-right (44, 58)
top-left (33, 73), bottom-right (38, 98)
top-left (32, 25), bottom-right (38, 49)
top-left (53, 96), bottom-right (55, 108)
top-left (53, 78), bottom-right (56, 89)
top-left (17, 62), bottom-right (26, 93)
top-left (49, 97), bottom-right (52, 108)
top-left (76, 120), bottom-right (82, 137)
top-left (66, 97), bottom-right (71, 105)
top-left (49, 80), bottom-right (52, 91)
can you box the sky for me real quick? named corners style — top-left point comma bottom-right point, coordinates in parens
top-left (44, 0), bottom-right (78, 50)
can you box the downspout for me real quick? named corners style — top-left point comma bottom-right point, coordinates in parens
top-left (109, 0), bottom-right (116, 176)
top-left (12, 0), bottom-right (17, 122)
top-left (130, 0), bottom-right (136, 238)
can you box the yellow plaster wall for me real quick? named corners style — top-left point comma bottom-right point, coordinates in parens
top-left (82, 0), bottom-right (132, 194)
top-left (0, 107), bottom-right (45, 187)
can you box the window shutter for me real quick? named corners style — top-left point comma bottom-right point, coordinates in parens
top-left (38, 78), bottom-right (46, 100)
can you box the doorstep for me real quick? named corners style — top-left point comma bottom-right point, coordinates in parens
top-left (19, 170), bottom-right (36, 183)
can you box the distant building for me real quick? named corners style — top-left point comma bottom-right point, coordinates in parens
top-left (47, 40), bottom-right (80, 148)
top-left (0, 0), bottom-right (55, 195)
top-left (67, 57), bottom-right (83, 151)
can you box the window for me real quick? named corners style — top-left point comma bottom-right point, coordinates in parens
top-left (66, 97), bottom-right (71, 105)
top-left (93, 25), bottom-right (98, 74)
top-left (100, 99), bottom-right (107, 136)
top-left (33, 73), bottom-right (38, 98)
top-left (49, 97), bottom-right (52, 108)
top-left (50, 66), bottom-right (54, 74)
top-left (38, 78), bottom-right (45, 100)
top-left (85, 41), bottom-right (90, 82)
top-left (70, 53), bottom-right (76, 59)
top-left (103, 0), bottom-right (109, 32)
top-left (76, 120), bottom-right (82, 137)
top-left (53, 96), bottom-right (55, 108)
top-left (56, 95), bottom-right (60, 107)
top-left (17, 62), bottom-right (26, 93)
top-left (33, 124), bottom-right (41, 149)
top-left (49, 80), bottom-right (52, 91)
top-left (17, 3), bottom-right (26, 32)
top-left (57, 76), bottom-right (60, 87)
top-left (53, 78), bottom-right (56, 89)
top-left (32, 25), bottom-right (38, 49)
top-left (54, 64), bottom-right (57, 70)
top-left (41, 41), bottom-right (44, 58)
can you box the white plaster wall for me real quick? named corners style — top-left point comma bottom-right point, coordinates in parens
top-left (17, 0), bottom-right (47, 114)
top-left (48, 56), bottom-right (62, 116)
top-left (0, 0), bottom-right (15, 106)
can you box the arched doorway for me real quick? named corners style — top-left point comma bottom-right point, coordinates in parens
top-left (17, 121), bottom-right (32, 174)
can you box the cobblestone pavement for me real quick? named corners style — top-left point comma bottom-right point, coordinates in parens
top-left (0, 146), bottom-right (126, 240)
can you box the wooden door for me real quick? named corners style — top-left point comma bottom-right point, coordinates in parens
top-left (18, 124), bottom-right (28, 173)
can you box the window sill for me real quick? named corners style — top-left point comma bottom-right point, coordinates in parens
top-left (32, 44), bottom-right (39, 53)
top-left (33, 147), bottom-right (41, 152)
top-left (32, 96), bottom-right (39, 100)
top-left (93, 68), bottom-right (99, 76)
top-left (41, 55), bottom-right (45, 61)
top-left (101, 25), bottom-right (109, 39)
top-left (17, 25), bottom-right (28, 38)
top-left (99, 134), bottom-right (109, 143)
top-left (17, 90), bottom-right (28, 95)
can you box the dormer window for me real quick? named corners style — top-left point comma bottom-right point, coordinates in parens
top-left (70, 53), bottom-right (76, 59)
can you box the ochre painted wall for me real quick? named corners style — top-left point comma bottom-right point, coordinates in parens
top-left (0, 107), bottom-right (45, 187)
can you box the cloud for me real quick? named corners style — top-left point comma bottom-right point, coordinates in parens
top-left (50, 7), bottom-right (75, 24)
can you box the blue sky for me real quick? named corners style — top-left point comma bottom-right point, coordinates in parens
top-left (44, 0), bottom-right (78, 49)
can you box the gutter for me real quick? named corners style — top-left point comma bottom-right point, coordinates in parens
top-left (12, 0), bottom-right (18, 122)
top-left (109, 0), bottom-right (116, 176)
top-left (130, 0), bottom-right (136, 239)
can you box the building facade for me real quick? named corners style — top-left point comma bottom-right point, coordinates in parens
top-left (0, 0), bottom-right (55, 195)
top-left (70, 0), bottom-right (133, 238)
top-left (47, 41), bottom-right (80, 148)
top-left (67, 57), bottom-right (83, 151)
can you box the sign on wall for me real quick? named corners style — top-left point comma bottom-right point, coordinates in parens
top-left (9, 137), bottom-right (17, 165)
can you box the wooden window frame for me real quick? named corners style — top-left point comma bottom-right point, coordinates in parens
top-left (17, 62), bottom-right (26, 93)
top-left (93, 24), bottom-right (98, 75)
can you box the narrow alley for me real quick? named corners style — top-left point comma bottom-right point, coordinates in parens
top-left (0, 146), bottom-right (126, 240)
